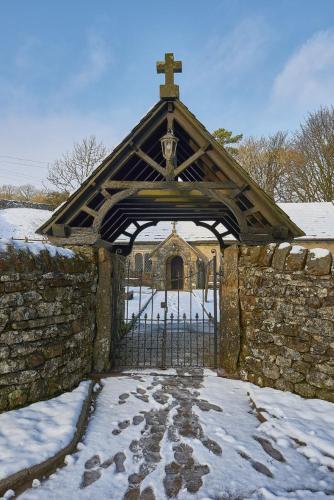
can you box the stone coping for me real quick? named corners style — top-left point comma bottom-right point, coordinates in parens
top-left (0, 381), bottom-right (94, 498)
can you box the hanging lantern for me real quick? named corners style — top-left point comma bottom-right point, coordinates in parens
top-left (160, 129), bottom-right (178, 162)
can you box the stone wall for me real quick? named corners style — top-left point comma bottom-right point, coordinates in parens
top-left (0, 241), bottom-right (97, 411)
top-left (0, 198), bottom-right (53, 210)
top-left (221, 243), bottom-right (334, 402)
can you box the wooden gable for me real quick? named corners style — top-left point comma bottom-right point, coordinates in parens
top-left (38, 98), bottom-right (304, 254)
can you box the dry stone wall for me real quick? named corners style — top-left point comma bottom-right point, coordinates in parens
top-left (221, 243), bottom-right (334, 402)
top-left (0, 241), bottom-right (97, 411)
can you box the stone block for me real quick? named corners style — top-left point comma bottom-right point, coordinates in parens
top-left (262, 362), bottom-right (280, 380)
top-left (307, 370), bottom-right (334, 389)
top-left (316, 388), bottom-right (334, 403)
top-left (8, 388), bottom-right (28, 408)
top-left (282, 368), bottom-right (305, 383)
top-left (283, 337), bottom-right (310, 353)
top-left (0, 291), bottom-right (24, 308)
top-left (316, 362), bottom-right (334, 377)
top-left (28, 352), bottom-right (45, 368)
top-left (285, 246), bottom-right (307, 272)
top-left (23, 291), bottom-right (43, 304)
top-left (0, 312), bottom-right (8, 333)
top-left (294, 383), bottom-right (316, 398)
top-left (272, 243), bottom-right (291, 271)
top-left (244, 356), bottom-right (262, 373)
top-left (0, 358), bottom-right (26, 374)
top-left (292, 360), bottom-right (310, 374)
top-left (306, 248), bottom-right (332, 276)
top-left (10, 306), bottom-right (37, 322)
top-left (275, 355), bottom-right (292, 368)
top-left (275, 378), bottom-right (294, 392)
top-left (258, 244), bottom-right (277, 267)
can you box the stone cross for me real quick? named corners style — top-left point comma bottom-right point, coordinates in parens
top-left (156, 53), bottom-right (182, 99)
top-left (171, 221), bottom-right (178, 233)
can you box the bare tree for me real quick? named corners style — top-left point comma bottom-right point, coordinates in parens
top-left (46, 136), bottom-right (107, 192)
top-left (237, 131), bottom-right (297, 201)
top-left (17, 184), bottom-right (38, 201)
top-left (0, 184), bottom-right (17, 199)
top-left (288, 106), bottom-right (334, 202)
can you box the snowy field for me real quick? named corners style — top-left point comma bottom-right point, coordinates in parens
top-left (12, 371), bottom-right (334, 500)
top-left (0, 381), bottom-right (90, 482)
top-left (126, 290), bottom-right (214, 320)
top-left (0, 208), bottom-right (51, 240)
top-left (124, 286), bottom-right (154, 318)
top-left (192, 289), bottom-right (219, 319)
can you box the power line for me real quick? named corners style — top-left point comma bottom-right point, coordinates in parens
top-left (0, 160), bottom-right (48, 170)
top-left (0, 168), bottom-right (45, 182)
top-left (0, 155), bottom-right (50, 165)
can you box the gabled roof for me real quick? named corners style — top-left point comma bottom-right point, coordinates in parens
top-left (149, 229), bottom-right (207, 261)
top-left (38, 97), bottom-right (304, 254)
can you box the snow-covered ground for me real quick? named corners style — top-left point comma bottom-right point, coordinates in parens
top-left (124, 286), bottom-right (154, 318)
top-left (15, 371), bottom-right (334, 500)
top-left (0, 208), bottom-right (51, 240)
top-left (192, 289), bottom-right (219, 320)
top-left (0, 381), bottom-right (90, 482)
top-left (249, 384), bottom-right (334, 473)
top-left (135, 290), bottom-right (210, 320)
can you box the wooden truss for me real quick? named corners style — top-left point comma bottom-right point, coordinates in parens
top-left (38, 99), bottom-right (304, 255)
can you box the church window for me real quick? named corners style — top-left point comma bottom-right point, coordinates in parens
top-left (144, 254), bottom-right (152, 272)
top-left (134, 253), bottom-right (143, 272)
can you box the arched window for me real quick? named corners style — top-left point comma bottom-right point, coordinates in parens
top-left (134, 253), bottom-right (143, 272)
top-left (144, 254), bottom-right (152, 273)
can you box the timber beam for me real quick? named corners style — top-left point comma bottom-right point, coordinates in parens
top-left (102, 180), bottom-right (238, 191)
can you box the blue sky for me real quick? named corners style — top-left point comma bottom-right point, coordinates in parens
top-left (1, 0), bottom-right (334, 187)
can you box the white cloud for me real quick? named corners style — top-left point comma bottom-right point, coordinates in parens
top-left (271, 30), bottom-right (334, 111)
top-left (186, 17), bottom-right (269, 89)
top-left (66, 32), bottom-right (111, 92)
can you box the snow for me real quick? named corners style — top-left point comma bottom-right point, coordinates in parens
top-left (289, 245), bottom-right (306, 254)
top-left (138, 290), bottom-right (213, 320)
top-left (124, 286), bottom-right (154, 318)
top-left (1, 202), bottom-right (334, 244)
top-left (0, 238), bottom-right (75, 258)
top-left (17, 373), bottom-right (334, 500)
top-left (117, 220), bottom-right (218, 242)
top-left (308, 248), bottom-right (330, 259)
top-left (249, 385), bottom-right (334, 471)
top-left (0, 208), bottom-right (51, 240)
top-left (192, 289), bottom-right (220, 319)
top-left (0, 381), bottom-right (90, 481)
top-left (115, 203), bottom-right (334, 242)
top-left (124, 288), bottom-right (219, 322)
top-left (19, 375), bottom-right (164, 500)
top-left (278, 242), bottom-right (291, 249)
top-left (279, 202), bottom-right (334, 240)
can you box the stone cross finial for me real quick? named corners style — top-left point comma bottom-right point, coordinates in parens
top-left (171, 221), bottom-right (177, 233)
top-left (156, 53), bottom-right (182, 99)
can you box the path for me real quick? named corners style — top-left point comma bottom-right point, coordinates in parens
top-left (19, 370), bottom-right (334, 499)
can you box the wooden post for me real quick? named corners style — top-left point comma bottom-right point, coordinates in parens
top-left (220, 245), bottom-right (241, 373)
top-left (94, 246), bottom-right (113, 372)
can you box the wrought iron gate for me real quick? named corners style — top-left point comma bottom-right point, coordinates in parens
top-left (111, 253), bottom-right (221, 369)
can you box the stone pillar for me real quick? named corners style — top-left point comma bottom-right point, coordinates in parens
top-left (220, 245), bottom-right (241, 374)
top-left (94, 247), bottom-right (113, 372)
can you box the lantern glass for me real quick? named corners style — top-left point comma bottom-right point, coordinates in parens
top-left (160, 129), bottom-right (178, 161)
